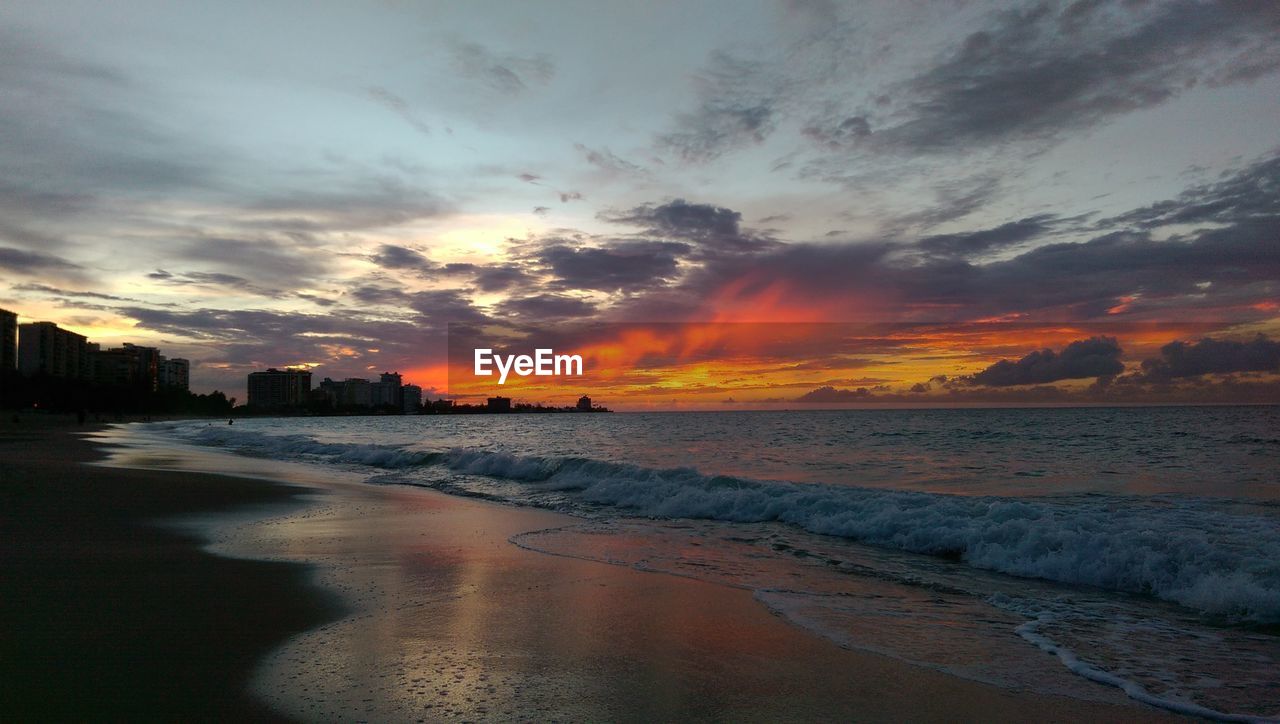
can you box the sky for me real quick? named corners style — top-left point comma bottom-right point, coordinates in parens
top-left (2, 0), bottom-right (1278, 407)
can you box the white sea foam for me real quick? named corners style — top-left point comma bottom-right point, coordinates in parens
top-left (179, 424), bottom-right (1280, 623)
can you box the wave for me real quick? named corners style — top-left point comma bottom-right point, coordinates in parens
top-left (179, 424), bottom-right (1280, 623)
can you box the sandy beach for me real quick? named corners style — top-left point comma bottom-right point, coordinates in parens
top-left (1, 418), bottom-right (1183, 722)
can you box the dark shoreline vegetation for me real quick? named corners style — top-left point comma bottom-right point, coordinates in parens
top-left (0, 419), bottom-right (343, 721)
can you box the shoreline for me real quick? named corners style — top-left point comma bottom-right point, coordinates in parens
top-left (3, 418), bottom-right (1184, 721)
top-left (0, 418), bottom-right (342, 721)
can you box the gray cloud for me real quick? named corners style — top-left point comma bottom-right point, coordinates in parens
top-left (604, 199), bottom-right (779, 256)
top-left (495, 294), bottom-right (597, 320)
top-left (575, 144), bottom-right (645, 176)
top-left (449, 41), bottom-right (554, 94)
top-left (0, 247), bottom-right (85, 283)
top-left (366, 86), bottom-right (432, 136)
top-left (657, 52), bottom-right (779, 162)
top-left (1139, 334), bottom-right (1280, 380)
top-left (371, 244), bottom-right (434, 274)
top-left (538, 240), bottom-right (691, 293)
top-left (969, 336), bottom-right (1124, 386)
top-left (818, 2), bottom-right (1280, 154)
top-left (918, 214), bottom-right (1057, 258)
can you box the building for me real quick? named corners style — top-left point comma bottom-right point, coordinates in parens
top-left (0, 308), bottom-right (16, 372)
top-left (341, 378), bottom-right (372, 407)
top-left (402, 384), bottom-right (422, 413)
top-left (159, 357), bottom-right (190, 391)
top-left (94, 343), bottom-right (161, 389)
top-left (18, 321), bottom-right (93, 379)
top-left (577, 395), bottom-right (592, 411)
top-left (371, 371), bottom-right (402, 409)
top-left (247, 368), bottom-right (312, 408)
top-left (486, 396), bottom-right (511, 413)
top-left (318, 377), bottom-right (345, 405)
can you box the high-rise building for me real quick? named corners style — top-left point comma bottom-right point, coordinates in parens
top-left (371, 371), bottom-right (403, 409)
top-left (577, 395), bottom-right (593, 411)
top-left (341, 378), bottom-right (371, 407)
top-left (401, 384), bottom-right (422, 413)
top-left (247, 368), bottom-right (312, 408)
top-left (159, 357), bottom-right (190, 391)
top-left (18, 321), bottom-right (92, 379)
top-left (0, 308), bottom-right (16, 372)
top-left (486, 396), bottom-right (511, 413)
top-left (95, 343), bottom-right (160, 389)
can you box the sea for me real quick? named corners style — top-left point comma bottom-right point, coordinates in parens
top-left (118, 406), bottom-right (1280, 720)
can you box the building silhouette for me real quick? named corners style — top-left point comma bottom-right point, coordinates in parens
top-left (94, 343), bottom-right (161, 390)
top-left (402, 384), bottom-right (422, 413)
top-left (577, 395), bottom-right (592, 411)
top-left (486, 396), bottom-right (511, 413)
top-left (0, 308), bottom-right (16, 372)
top-left (159, 357), bottom-right (190, 391)
top-left (372, 372), bottom-right (403, 409)
top-left (18, 321), bottom-right (93, 380)
top-left (247, 368), bottom-right (312, 408)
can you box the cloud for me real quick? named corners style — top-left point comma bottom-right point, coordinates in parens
top-left (604, 199), bottom-right (779, 256)
top-left (657, 51), bottom-right (779, 162)
top-left (147, 269), bottom-right (282, 297)
top-left (0, 247), bottom-right (87, 284)
top-left (826, 2), bottom-right (1280, 154)
top-left (371, 244), bottom-right (434, 273)
top-left (1139, 334), bottom-right (1280, 380)
top-left (495, 294), bottom-right (597, 320)
top-left (537, 240), bottom-right (691, 293)
top-left (449, 41), bottom-right (554, 94)
top-left (969, 336), bottom-right (1124, 386)
top-left (795, 385), bottom-right (874, 402)
top-left (575, 144), bottom-right (645, 176)
top-left (365, 86), bottom-right (432, 136)
top-left (918, 214), bottom-right (1057, 258)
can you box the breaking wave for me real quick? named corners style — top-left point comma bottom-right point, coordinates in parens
top-left (180, 424), bottom-right (1280, 623)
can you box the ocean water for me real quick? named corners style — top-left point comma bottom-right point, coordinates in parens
top-left (140, 407), bottom-right (1280, 719)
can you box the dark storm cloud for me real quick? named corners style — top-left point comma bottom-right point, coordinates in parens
top-left (538, 240), bottom-right (691, 294)
top-left (494, 294), bottom-right (597, 320)
top-left (449, 41), bottom-right (554, 94)
top-left (657, 52), bottom-right (779, 162)
top-left (1139, 334), bottom-right (1280, 380)
top-left (969, 336), bottom-right (1124, 386)
top-left (918, 214), bottom-right (1057, 258)
top-left (604, 199), bottom-right (779, 256)
top-left (816, 1), bottom-right (1280, 154)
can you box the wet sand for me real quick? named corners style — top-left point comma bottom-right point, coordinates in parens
top-left (2, 417), bottom-right (1182, 721)
top-left (0, 417), bottom-right (340, 721)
